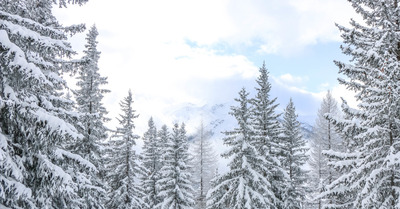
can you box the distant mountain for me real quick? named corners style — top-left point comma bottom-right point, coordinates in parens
top-left (300, 121), bottom-right (313, 140)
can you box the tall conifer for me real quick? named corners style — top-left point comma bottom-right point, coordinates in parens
top-left (106, 90), bottom-right (146, 209)
top-left (324, 1), bottom-right (400, 208)
top-left (142, 117), bottom-right (161, 208)
top-left (0, 0), bottom-right (96, 208)
top-left (281, 99), bottom-right (309, 209)
top-left (309, 91), bottom-right (341, 209)
top-left (250, 63), bottom-right (286, 208)
top-left (190, 122), bottom-right (217, 209)
top-left (207, 88), bottom-right (274, 209)
top-left (157, 123), bottom-right (194, 209)
top-left (72, 25), bottom-right (109, 208)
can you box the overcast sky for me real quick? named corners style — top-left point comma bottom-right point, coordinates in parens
top-left (53, 0), bottom-right (361, 133)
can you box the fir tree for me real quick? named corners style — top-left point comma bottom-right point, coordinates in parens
top-left (157, 123), bottom-right (195, 209)
top-left (309, 91), bottom-right (341, 209)
top-left (190, 122), bottom-right (217, 209)
top-left (106, 90), bottom-right (146, 209)
top-left (158, 124), bottom-right (170, 169)
top-left (142, 117), bottom-right (161, 208)
top-left (322, 100), bottom-right (362, 209)
top-left (72, 24), bottom-right (109, 208)
top-left (0, 0), bottom-right (97, 208)
top-left (281, 98), bottom-right (309, 209)
top-left (0, 129), bottom-right (34, 208)
top-left (207, 88), bottom-right (274, 209)
top-left (73, 24), bottom-right (110, 166)
top-left (323, 1), bottom-right (400, 208)
top-left (250, 62), bottom-right (285, 208)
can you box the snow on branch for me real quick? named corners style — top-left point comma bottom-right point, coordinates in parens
top-left (54, 148), bottom-right (97, 172)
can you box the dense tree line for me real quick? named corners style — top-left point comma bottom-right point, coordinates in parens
top-left (1, 0), bottom-right (399, 208)
top-left (206, 65), bottom-right (309, 209)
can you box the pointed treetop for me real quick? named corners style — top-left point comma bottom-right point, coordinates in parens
top-left (256, 61), bottom-right (271, 90)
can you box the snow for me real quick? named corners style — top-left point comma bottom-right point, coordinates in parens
top-left (2, 19), bottom-right (71, 52)
top-left (0, 30), bottom-right (53, 87)
top-left (54, 148), bottom-right (97, 171)
top-left (0, 177), bottom-right (32, 200)
top-left (0, 204), bottom-right (11, 209)
top-left (32, 107), bottom-right (82, 139)
top-left (0, 133), bottom-right (24, 181)
top-left (3, 85), bottom-right (17, 102)
top-left (0, 11), bottom-right (64, 37)
top-left (39, 153), bottom-right (73, 184)
top-left (26, 51), bottom-right (53, 69)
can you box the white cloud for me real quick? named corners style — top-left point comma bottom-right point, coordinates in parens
top-left (279, 73), bottom-right (308, 84)
top-left (319, 82), bottom-right (330, 88)
top-left (53, 0), bottom-right (361, 132)
top-left (271, 75), bottom-right (323, 98)
top-left (55, 0), bottom-right (360, 55)
top-left (268, 73), bottom-right (357, 125)
top-left (225, 0), bottom-right (361, 55)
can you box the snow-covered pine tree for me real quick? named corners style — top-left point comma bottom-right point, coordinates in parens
top-left (206, 168), bottom-right (222, 208)
top-left (64, 89), bottom-right (75, 111)
top-left (72, 24), bottom-right (110, 208)
top-left (281, 98), bottom-right (309, 209)
top-left (207, 88), bottom-right (274, 209)
top-left (321, 99), bottom-right (362, 209)
top-left (106, 90), bottom-right (146, 209)
top-left (142, 117), bottom-right (162, 208)
top-left (250, 62), bottom-right (285, 208)
top-left (0, 0), bottom-right (99, 208)
top-left (322, 1), bottom-right (400, 208)
top-left (157, 123), bottom-right (195, 209)
top-left (329, 99), bottom-right (361, 154)
top-left (190, 122), bottom-right (217, 209)
top-left (308, 91), bottom-right (341, 209)
top-left (156, 123), bottom-right (170, 200)
top-left (157, 124), bottom-right (170, 168)
top-left (209, 167), bottom-right (220, 192)
top-left (74, 24), bottom-right (109, 164)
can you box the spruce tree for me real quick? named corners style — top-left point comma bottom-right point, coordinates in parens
top-left (207, 88), bottom-right (274, 209)
top-left (157, 123), bottom-right (195, 209)
top-left (0, 129), bottom-right (34, 208)
top-left (190, 122), bottom-right (217, 209)
top-left (323, 1), bottom-right (400, 208)
top-left (72, 24), bottom-right (109, 208)
top-left (308, 91), bottom-right (341, 209)
top-left (106, 90), bottom-right (146, 209)
top-left (322, 100), bottom-right (361, 209)
top-left (73, 24), bottom-right (110, 166)
top-left (0, 0), bottom-right (98, 208)
top-left (157, 124), bottom-right (170, 168)
top-left (142, 117), bottom-right (161, 208)
top-left (250, 62), bottom-right (285, 208)
top-left (281, 98), bottom-right (309, 209)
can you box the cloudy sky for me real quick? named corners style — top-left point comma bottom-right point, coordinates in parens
top-left (53, 0), bottom-right (361, 133)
